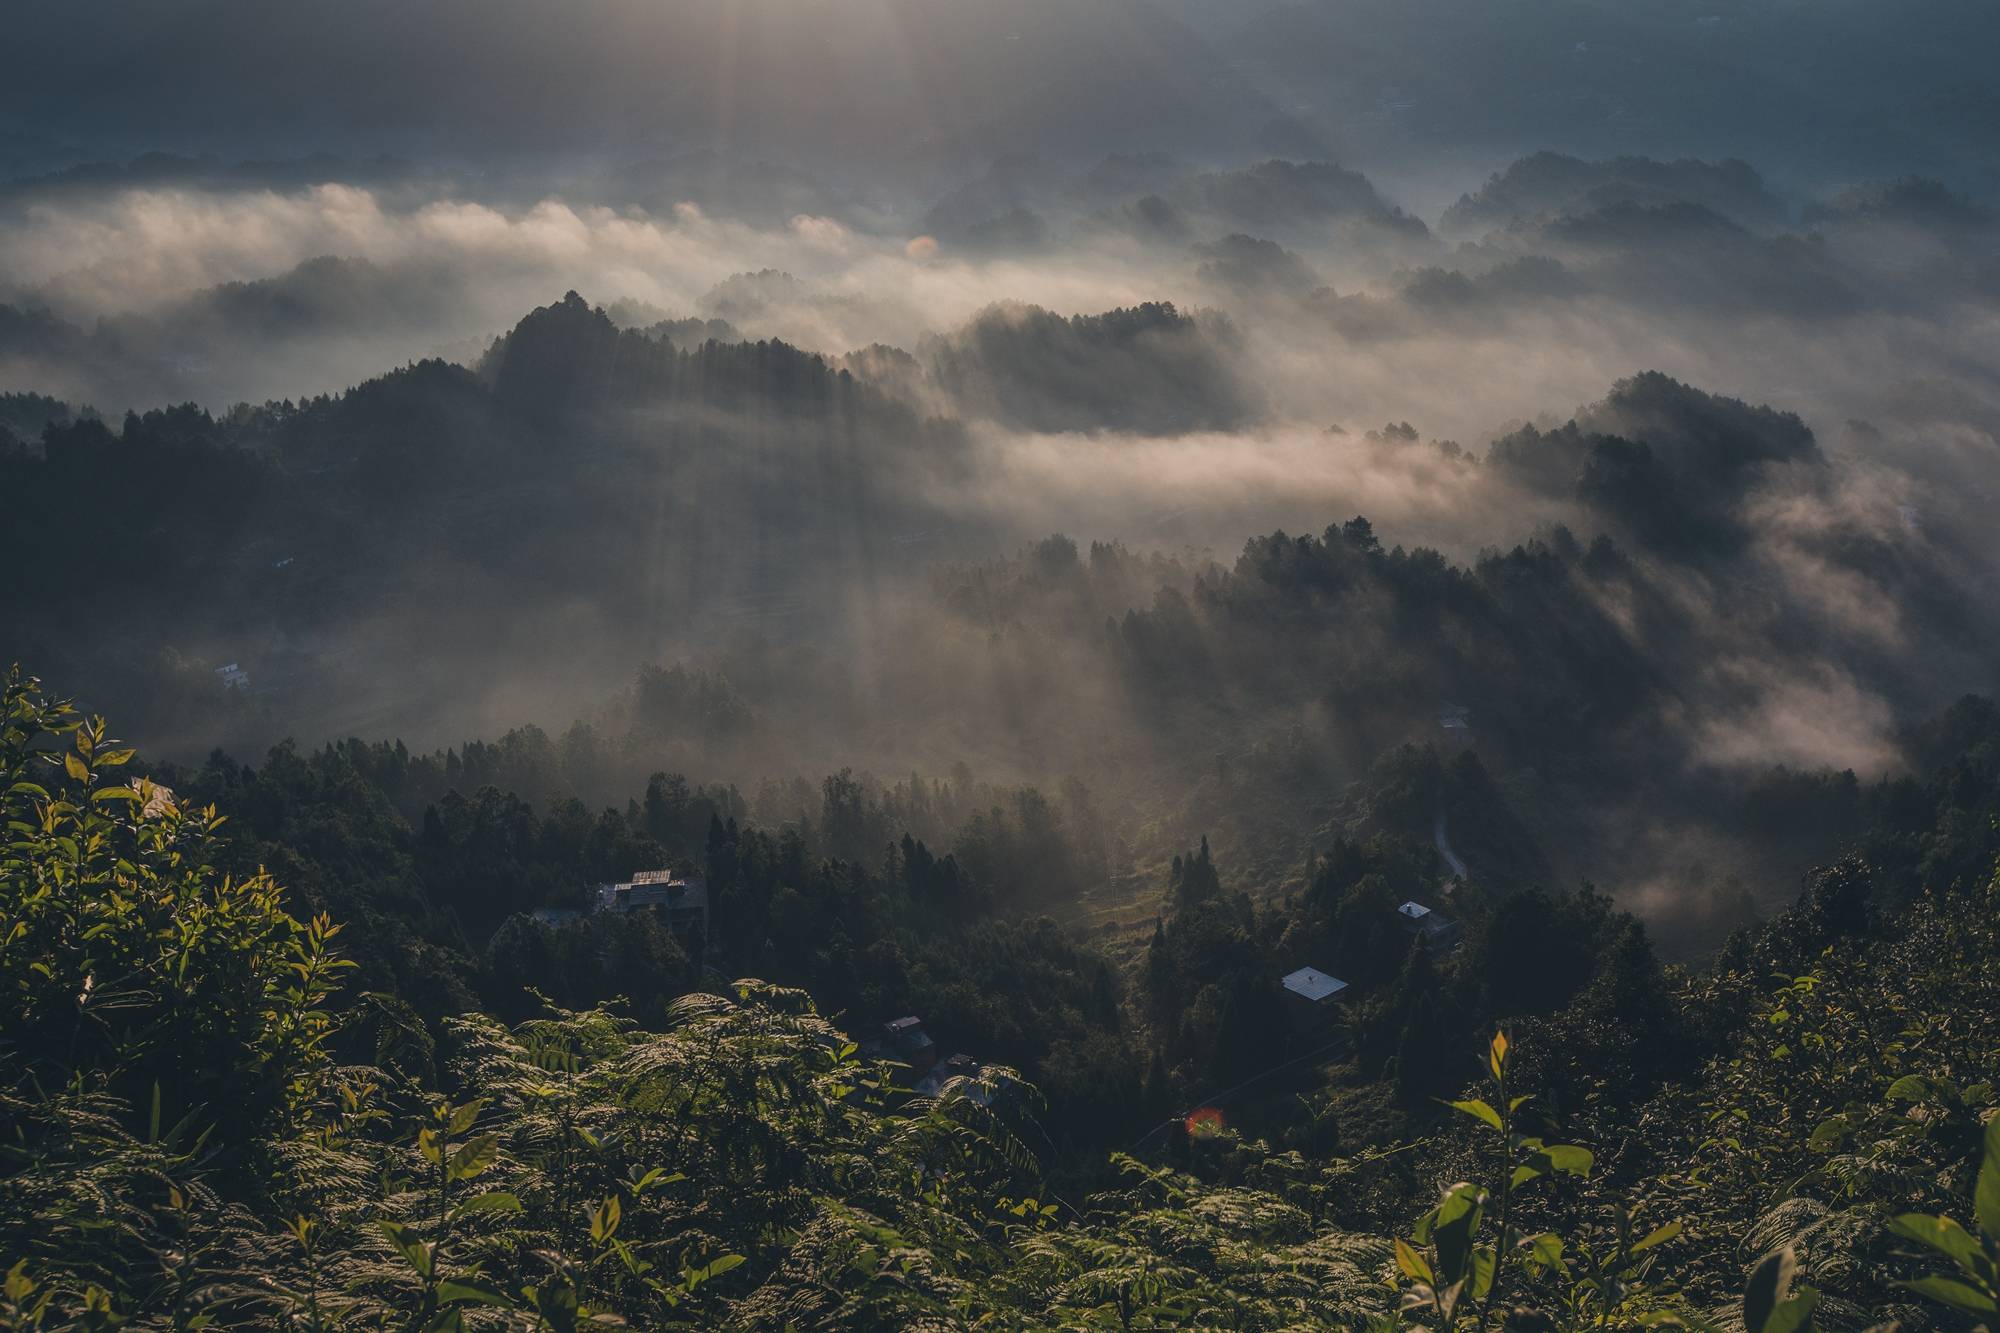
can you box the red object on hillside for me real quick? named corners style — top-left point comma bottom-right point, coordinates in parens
top-left (1184, 1106), bottom-right (1225, 1137)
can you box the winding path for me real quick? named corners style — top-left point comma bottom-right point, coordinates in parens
top-left (1433, 810), bottom-right (1468, 881)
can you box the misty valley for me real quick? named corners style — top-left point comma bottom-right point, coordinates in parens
top-left (5, 5), bottom-right (2000, 1328)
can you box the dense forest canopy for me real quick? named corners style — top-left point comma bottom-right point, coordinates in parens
top-left (5, 320), bottom-right (1992, 953)
top-left (5, 666), bottom-right (2000, 1327)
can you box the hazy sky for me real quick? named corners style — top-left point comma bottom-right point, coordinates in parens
top-left (6, 0), bottom-right (1998, 192)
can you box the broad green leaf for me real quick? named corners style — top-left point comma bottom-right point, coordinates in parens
top-left (1448, 1099), bottom-right (1503, 1131)
top-left (1488, 1030), bottom-right (1510, 1080)
top-left (1468, 1246), bottom-right (1497, 1302)
top-left (1513, 1145), bottom-right (1589, 1187)
top-left (1522, 1232), bottom-right (1565, 1268)
top-left (684, 1253), bottom-right (745, 1285)
top-left (1888, 1213), bottom-right (1984, 1269)
top-left (1395, 1238), bottom-right (1434, 1284)
top-left (1899, 1276), bottom-right (1999, 1316)
top-left (589, 1194), bottom-right (622, 1242)
top-left (1542, 1144), bottom-right (1593, 1177)
top-left (453, 1191), bottom-right (523, 1221)
top-left (1977, 1113), bottom-right (2000, 1241)
top-left (437, 1277), bottom-right (514, 1308)
top-left (1631, 1220), bottom-right (1684, 1255)
top-left (1744, 1246), bottom-right (1797, 1333)
top-left (449, 1134), bottom-right (499, 1181)
top-left (1763, 1289), bottom-right (1820, 1333)
top-left (535, 1280), bottom-right (581, 1316)
top-left (377, 1220), bottom-right (433, 1278)
top-left (1431, 1183), bottom-right (1484, 1285)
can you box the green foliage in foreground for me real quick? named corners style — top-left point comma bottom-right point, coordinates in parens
top-left (5, 667), bottom-right (2000, 1330)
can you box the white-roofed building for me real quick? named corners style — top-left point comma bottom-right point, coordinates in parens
top-left (1281, 965), bottom-right (1349, 1033)
top-left (1397, 900), bottom-right (1463, 950)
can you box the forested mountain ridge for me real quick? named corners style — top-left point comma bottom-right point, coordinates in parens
top-left (5, 665), bottom-right (2000, 1328)
top-left (10, 303), bottom-right (1986, 958)
top-left (0, 293), bottom-right (974, 764)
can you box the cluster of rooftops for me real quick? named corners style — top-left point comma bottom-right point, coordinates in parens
top-left (530, 868), bottom-right (710, 944)
top-left (532, 870), bottom-right (1455, 1048)
top-left (860, 1016), bottom-right (991, 1101)
top-left (529, 870), bottom-right (993, 1100)
top-left (1280, 898), bottom-right (1462, 1016)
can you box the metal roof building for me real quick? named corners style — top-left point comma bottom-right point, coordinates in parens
top-left (1281, 966), bottom-right (1350, 1003)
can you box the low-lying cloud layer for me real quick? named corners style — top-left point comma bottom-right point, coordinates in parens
top-left (4, 146), bottom-right (1999, 949)
top-left (7, 154), bottom-right (2000, 449)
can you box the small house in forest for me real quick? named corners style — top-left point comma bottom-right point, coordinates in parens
top-left (1397, 900), bottom-right (1463, 950)
top-left (881, 1016), bottom-right (938, 1073)
top-left (595, 869), bottom-right (709, 943)
top-left (1281, 966), bottom-right (1350, 1034)
top-left (917, 1053), bottom-right (990, 1101)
